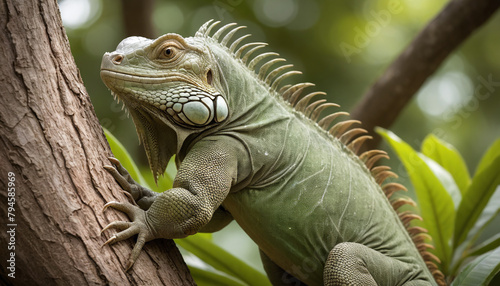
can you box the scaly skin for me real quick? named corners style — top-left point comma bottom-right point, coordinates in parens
top-left (100, 21), bottom-right (437, 285)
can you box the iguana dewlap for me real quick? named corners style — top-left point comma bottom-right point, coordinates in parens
top-left (100, 20), bottom-right (443, 285)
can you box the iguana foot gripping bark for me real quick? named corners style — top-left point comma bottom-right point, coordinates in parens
top-left (100, 20), bottom-right (446, 285)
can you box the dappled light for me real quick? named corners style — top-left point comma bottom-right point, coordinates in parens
top-left (417, 71), bottom-right (474, 118)
top-left (59, 0), bottom-right (101, 29)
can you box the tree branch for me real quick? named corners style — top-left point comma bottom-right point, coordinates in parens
top-left (0, 0), bottom-right (193, 284)
top-left (350, 0), bottom-right (500, 150)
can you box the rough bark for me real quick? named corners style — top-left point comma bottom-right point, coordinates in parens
top-left (350, 0), bottom-right (500, 150)
top-left (0, 0), bottom-right (194, 285)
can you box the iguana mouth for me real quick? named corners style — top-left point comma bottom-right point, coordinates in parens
top-left (100, 69), bottom-right (191, 85)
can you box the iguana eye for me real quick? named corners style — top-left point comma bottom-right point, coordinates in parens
top-left (163, 47), bottom-right (174, 57)
top-left (160, 46), bottom-right (178, 60)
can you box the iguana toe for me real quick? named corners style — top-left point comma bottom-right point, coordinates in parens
top-left (107, 157), bottom-right (135, 182)
top-left (101, 221), bottom-right (132, 234)
top-left (105, 158), bottom-right (156, 206)
top-left (103, 201), bottom-right (141, 219)
top-left (121, 190), bottom-right (138, 206)
top-left (104, 163), bottom-right (135, 194)
top-left (126, 231), bottom-right (147, 270)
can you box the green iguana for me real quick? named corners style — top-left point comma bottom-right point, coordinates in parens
top-left (100, 20), bottom-right (445, 285)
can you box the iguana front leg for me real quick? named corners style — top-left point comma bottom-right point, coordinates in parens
top-left (101, 139), bottom-right (239, 270)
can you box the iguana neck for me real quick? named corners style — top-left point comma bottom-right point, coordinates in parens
top-left (177, 41), bottom-right (292, 162)
top-left (210, 42), bottom-right (290, 131)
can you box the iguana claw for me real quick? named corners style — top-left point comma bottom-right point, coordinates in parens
top-left (102, 234), bottom-right (117, 247)
top-left (102, 200), bottom-right (119, 211)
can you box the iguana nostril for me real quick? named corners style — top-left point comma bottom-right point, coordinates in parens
top-left (112, 54), bottom-right (124, 65)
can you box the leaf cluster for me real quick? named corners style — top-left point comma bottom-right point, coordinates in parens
top-left (379, 128), bottom-right (500, 285)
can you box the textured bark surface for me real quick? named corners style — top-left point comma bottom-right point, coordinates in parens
top-left (0, 0), bottom-right (194, 285)
top-left (350, 0), bottom-right (500, 150)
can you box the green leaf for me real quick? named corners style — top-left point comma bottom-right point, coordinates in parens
top-left (140, 162), bottom-right (175, 193)
top-left (454, 156), bottom-right (500, 248)
top-left (377, 128), bottom-right (455, 271)
top-left (464, 186), bottom-right (500, 254)
top-left (421, 155), bottom-right (462, 209)
top-left (468, 232), bottom-right (500, 258)
top-left (186, 263), bottom-right (248, 286)
top-left (165, 155), bottom-right (178, 179)
top-left (422, 135), bottom-right (471, 195)
top-left (475, 139), bottom-right (500, 177)
top-left (451, 247), bottom-right (500, 286)
top-left (104, 128), bottom-right (149, 187)
top-left (175, 235), bottom-right (271, 286)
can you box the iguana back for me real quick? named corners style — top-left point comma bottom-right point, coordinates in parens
top-left (100, 20), bottom-right (445, 285)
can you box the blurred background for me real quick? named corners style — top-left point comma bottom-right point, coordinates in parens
top-left (58, 0), bottom-right (500, 272)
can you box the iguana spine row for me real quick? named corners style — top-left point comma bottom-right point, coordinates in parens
top-left (197, 20), bottom-right (445, 285)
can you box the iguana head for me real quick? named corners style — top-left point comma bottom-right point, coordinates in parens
top-left (101, 33), bottom-right (229, 178)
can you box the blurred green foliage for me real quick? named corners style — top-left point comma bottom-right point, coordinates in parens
top-left (60, 0), bottom-right (500, 279)
top-left (378, 129), bottom-right (500, 284)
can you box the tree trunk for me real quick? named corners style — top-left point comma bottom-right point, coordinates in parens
top-left (0, 1), bottom-right (195, 285)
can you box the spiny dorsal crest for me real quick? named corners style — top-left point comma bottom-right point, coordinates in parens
top-left (195, 20), bottom-right (445, 285)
